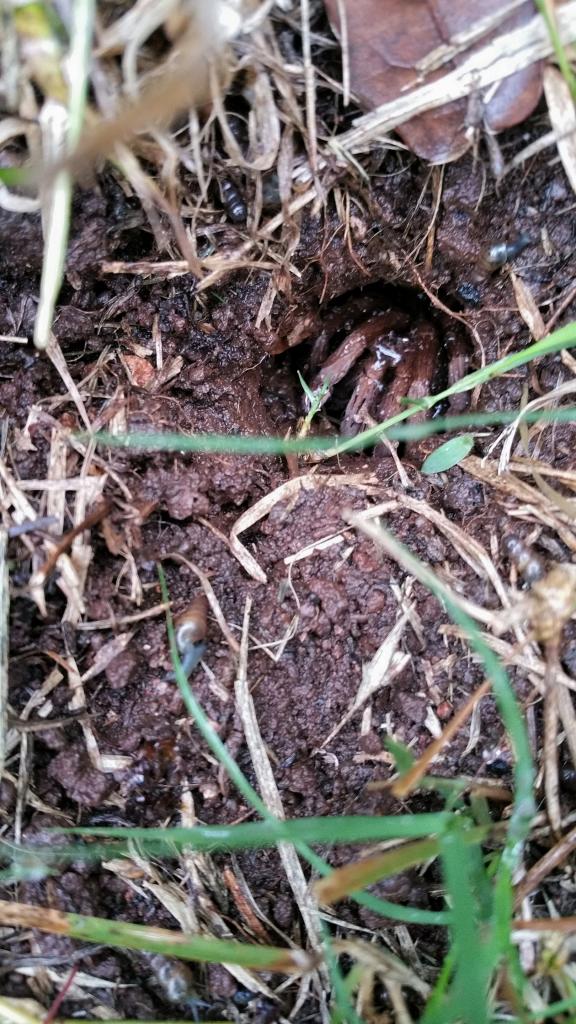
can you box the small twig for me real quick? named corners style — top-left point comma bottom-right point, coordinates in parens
top-left (35, 500), bottom-right (111, 580)
top-left (300, 0), bottom-right (317, 172)
top-left (8, 711), bottom-right (92, 733)
top-left (514, 822), bottom-right (576, 907)
top-left (43, 964), bottom-right (79, 1024)
top-left (542, 641), bottom-right (562, 834)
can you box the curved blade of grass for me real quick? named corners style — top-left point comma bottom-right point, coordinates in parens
top-left (314, 825), bottom-right (492, 904)
top-left (87, 405), bottom-right (576, 457)
top-left (348, 516), bottom-right (536, 1022)
top-left (346, 515), bottom-right (535, 858)
top-left (0, 899), bottom-right (312, 972)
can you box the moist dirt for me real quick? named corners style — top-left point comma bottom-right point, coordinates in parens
top-left (2, 110), bottom-right (576, 1021)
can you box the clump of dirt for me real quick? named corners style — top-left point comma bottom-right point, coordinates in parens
top-left (2, 78), bottom-right (576, 1024)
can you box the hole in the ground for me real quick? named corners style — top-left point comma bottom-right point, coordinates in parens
top-left (279, 281), bottom-right (472, 445)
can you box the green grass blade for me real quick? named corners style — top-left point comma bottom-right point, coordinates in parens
top-left (534, 0), bottom-right (576, 101)
top-left (87, 405), bottom-right (576, 457)
top-left (440, 824), bottom-right (493, 1024)
top-left (13, 905), bottom-right (309, 970)
top-left (62, 814), bottom-right (454, 847)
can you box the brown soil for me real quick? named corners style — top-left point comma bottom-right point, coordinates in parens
top-left (2, 103), bottom-right (576, 1021)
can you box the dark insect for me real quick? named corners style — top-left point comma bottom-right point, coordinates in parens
top-left (503, 535), bottom-right (547, 586)
top-left (483, 746), bottom-right (512, 776)
top-left (219, 178), bottom-right (247, 223)
top-left (485, 233), bottom-right (531, 269)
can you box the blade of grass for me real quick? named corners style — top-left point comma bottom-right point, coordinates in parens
top-left (0, 899), bottom-right (312, 972)
top-left (33, 0), bottom-right (95, 350)
top-left (58, 815), bottom-right (459, 846)
top-left (439, 823), bottom-right (493, 1024)
top-left (535, 0), bottom-right (576, 102)
top-left (314, 825), bottom-right (493, 905)
top-left (346, 515), bottom-right (535, 857)
top-left (88, 405), bottom-right (576, 457)
top-left (347, 516), bottom-right (536, 1023)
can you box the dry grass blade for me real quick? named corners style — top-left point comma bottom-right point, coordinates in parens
top-left (46, 336), bottom-right (91, 430)
top-left (492, 380), bottom-right (576, 473)
top-left (392, 681), bottom-right (492, 800)
top-left (345, 509), bottom-right (496, 795)
top-left (300, 0), bottom-right (317, 171)
top-left (334, 939), bottom-right (430, 999)
top-left (56, 1), bottom-right (237, 182)
top-left (512, 916), bottom-right (576, 934)
top-left (233, 597), bottom-right (329, 1018)
top-left (514, 823), bottom-right (576, 907)
top-left (543, 65), bottom-right (576, 195)
top-left (510, 271), bottom-right (547, 341)
top-left (230, 473), bottom-right (377, 582)
top-left (526, 564), bottom-right (576, 833)
top-left (462, 455), bottom-right (576, 545)
top-left (415, 0), bottom-right (532, 73)
top-left (80, 632), bottom-right (135, 682)
top-left (319, 607), bottom-right (412, 750)
top-left (353, 495), bottom-right (510, 606)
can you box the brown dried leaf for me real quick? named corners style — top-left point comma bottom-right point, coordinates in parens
top-left (123, 354), bottom-right (156, 389)
top-left (324, 0), bottom-right (543, 162)
top-left (510, 270), bottom-right (547, 339)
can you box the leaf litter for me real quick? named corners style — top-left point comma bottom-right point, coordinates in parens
top-left (2, 0), bottom-right (576, 1020)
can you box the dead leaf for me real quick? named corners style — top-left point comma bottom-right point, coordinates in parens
top-left (123, 354), bottom-right (156, 389)
top-left (323, 0), bottom-right (543, 162)
top-left (543, 64), bottom-right (576, 195)
top-left (510, 270), bottom-right (547, 339)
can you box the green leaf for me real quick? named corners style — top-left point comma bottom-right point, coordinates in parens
top-left (421, 435), bottom-right (475, 474)
top-left (297, 370), bottom-right (315, 405)
top-left (384, 735), bottom-right (414, 773)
